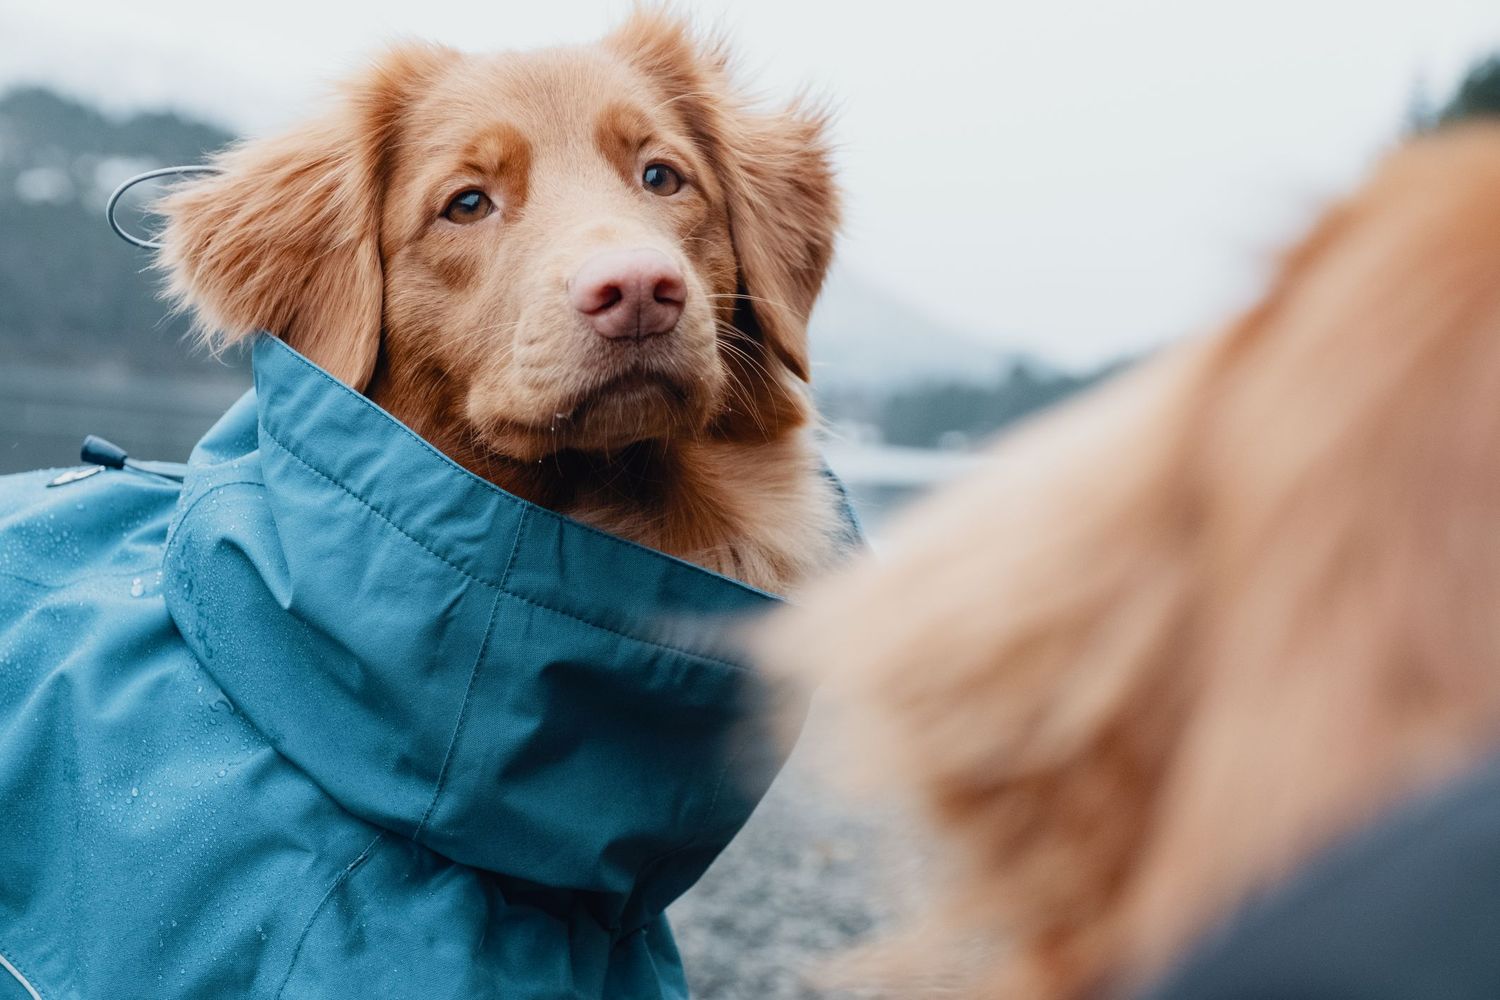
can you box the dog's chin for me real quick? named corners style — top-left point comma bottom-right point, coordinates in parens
top-left (473, 372), bottom-right (710, 462)
top-left (553, 372), bottom-right (707, 453)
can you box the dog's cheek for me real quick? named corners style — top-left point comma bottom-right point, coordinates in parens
top-left (683, 274), bottom-right (727, 377)
top-left (695, 227), bottom-right (745, 408)
top-left (467, 289), bottom-right (564, 421)
top-left (383, 265), bottom-right (451, 359)
top-left (682, 205), bottom-right (736, 297)
top-left (424, 240), bottom-right (483, 294)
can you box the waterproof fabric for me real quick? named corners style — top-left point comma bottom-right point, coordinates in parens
top-left (1141, 748), bottom-right (1500, 1000)
top-left (0, 336), bottom-right (833, 999)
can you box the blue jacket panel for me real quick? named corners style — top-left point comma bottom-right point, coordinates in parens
top-left (0, 336), bottom-right (803, 999)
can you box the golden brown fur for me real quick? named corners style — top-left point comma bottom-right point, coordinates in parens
top-left (155, 11), bottom-right (842, 592)
top-left (762, 123), bottom-right (1500, 997)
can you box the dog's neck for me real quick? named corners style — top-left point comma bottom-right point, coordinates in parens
top-left (365, 356), bottom-right (838, 591)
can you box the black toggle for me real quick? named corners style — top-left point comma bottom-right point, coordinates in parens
top-left (80, 435), bottom-right (130, 470)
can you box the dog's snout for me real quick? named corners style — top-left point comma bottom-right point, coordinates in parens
top-left (570, 249), bottom-right (686, 340)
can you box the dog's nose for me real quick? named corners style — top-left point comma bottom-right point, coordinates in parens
top-left (570, 249), bottom-right (686, 340)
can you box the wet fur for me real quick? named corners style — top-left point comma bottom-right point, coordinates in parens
top-left (156, 11), bottom-right (842, 592)
top-left (762, 125), bottom-right (1500, 997)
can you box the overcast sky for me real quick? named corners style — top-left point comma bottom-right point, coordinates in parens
top-left (5, 0), bottom-right (1499, 367)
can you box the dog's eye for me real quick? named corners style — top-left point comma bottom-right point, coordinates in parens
top-left (642, 163), bottom-right (683, 197)
top-left (442, 189), bottom-right (495, 224)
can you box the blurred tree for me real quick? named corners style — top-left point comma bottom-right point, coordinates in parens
top-left (0, 87), bottom-right (241, 374)
top-left (873, 359), bottom-right (1127, 449)
top-left (0, 87), bottom-right (249, 471)
top-left (1411, 54), bottom-right (1500, 132)
top-left (1439, 55), bottom-right (1500, 125)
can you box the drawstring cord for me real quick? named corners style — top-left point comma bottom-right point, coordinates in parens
top-left (46, 436), bottom-right (186, 488)
top-left (104, 164), bottom-right (222, 250)
top-left (58, 166), bottom-right (228, 486)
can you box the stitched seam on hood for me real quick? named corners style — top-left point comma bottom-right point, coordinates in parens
top-left (0, 567), bottom-right (159, 592)
top-left (259, 425), bottom-right (752, 673)
top-left (501, 589), bottom-right (750, 674)
top-left (274, 832), bottom-right (386, 1000)
top-left (499, 503), bottom-right (531, 591)
top-left (412, 586), bottom-right (504, 843)
top-left (261, 427), bottom-right (499, 588)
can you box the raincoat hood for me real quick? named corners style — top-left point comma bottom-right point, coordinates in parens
top-left (169, 337), bottom-right (784, 918)
top-left (0, 335), bottom-right (841, 999)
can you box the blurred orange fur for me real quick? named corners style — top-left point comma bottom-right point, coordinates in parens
top-left (762, 124), bottom-right (1500, 997)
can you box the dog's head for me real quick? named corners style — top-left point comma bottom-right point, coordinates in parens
top-left (157, 12), bottom-right (836, 464)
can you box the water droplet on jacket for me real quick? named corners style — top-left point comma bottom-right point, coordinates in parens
top-left (130, 787), bottom-right (139, 797)
top-left (129, 577), bottom-right (145, 598)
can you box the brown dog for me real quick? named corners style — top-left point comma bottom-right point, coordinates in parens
top-left (763, 123), bottom-right (1500, 998)
top-left (156, 11), bottom-right (843, 593)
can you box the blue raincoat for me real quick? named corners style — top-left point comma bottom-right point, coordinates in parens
top-left (0, 337), bottom-right (834, 999)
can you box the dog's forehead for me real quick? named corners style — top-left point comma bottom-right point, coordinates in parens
top-left (409, 47), bottom-right (673, 152)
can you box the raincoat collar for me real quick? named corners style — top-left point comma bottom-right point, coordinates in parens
top-left (162, 336), bottom-right (788, 928)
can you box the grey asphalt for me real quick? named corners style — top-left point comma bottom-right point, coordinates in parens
top-left (669, 711), bottom-right (918, 1000)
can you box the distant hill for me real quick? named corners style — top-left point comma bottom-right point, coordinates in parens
top-left (807, 268), bottom-right (1005, 388)
top-left (1411, 54), bottom-right (1500, 132)
top-left (0, 86), bottom-right (239, 374)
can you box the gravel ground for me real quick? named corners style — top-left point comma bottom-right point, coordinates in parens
top-left (668, 707), bottom-right (923, 1000)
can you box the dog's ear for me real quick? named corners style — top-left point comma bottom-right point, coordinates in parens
top-left (713, 99), bottom-right (839, 383)
top-left (156, 45), bottom-right (455, 390)
top-left (606, 12), bottom-right (839, 382)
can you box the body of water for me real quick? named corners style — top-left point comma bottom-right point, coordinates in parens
top-left (0, 361), bottom-right (248, 473)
